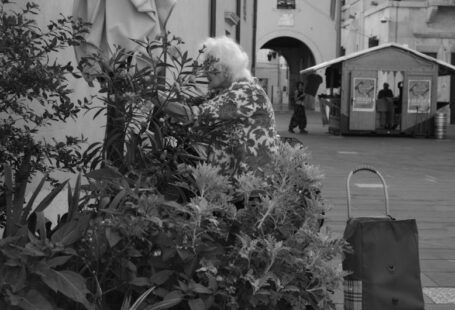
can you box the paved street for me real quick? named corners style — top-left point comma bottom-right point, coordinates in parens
top-left (275, 109), bottom-right (455, 309)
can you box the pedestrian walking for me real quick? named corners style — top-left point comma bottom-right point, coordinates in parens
top-left (288, 81), bottom-right (308, 134)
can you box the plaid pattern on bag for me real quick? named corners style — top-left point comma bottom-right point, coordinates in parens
top-left (344, 280), bottom-right (362, 310)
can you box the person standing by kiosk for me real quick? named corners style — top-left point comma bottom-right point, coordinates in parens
top-left (377, 82), bottom-right (394, 129)
top-left (288, 81), bottom-right (308, 134)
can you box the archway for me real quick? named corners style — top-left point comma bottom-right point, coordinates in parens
top-left (256, 36), bottom-right (316, 111)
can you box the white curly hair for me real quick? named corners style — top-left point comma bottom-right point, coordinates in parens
top-left (201, 36), bottom-right (253, 83)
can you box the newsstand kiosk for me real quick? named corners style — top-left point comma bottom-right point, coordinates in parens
top-left (302, 43), bottom-right (455, 136)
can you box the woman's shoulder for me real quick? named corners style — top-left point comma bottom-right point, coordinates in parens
top-left (230, 79), bottom-right (268, 96)
top-left (230, 79), bottom-right (255, 90)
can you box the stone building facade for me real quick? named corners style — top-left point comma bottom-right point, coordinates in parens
top-left (255, 0), bottom-right (341, 110)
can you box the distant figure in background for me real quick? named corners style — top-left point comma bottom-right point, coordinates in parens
top-left (394, 81), bottom-right (404, 128)
top-left (397, 81), bottom-right (403, 103)
top-left (288, 81), bottom-right (308, 134)
top-left (378, 82), bottom-right (394, 99)
top-left (377, 82), bottom-right (394, 129)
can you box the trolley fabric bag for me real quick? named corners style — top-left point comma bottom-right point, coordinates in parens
top-left (342, 167), bottom-right (424, 310)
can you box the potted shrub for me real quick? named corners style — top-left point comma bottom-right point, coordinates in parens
top-left (73, 141), bottom-right (347, 310)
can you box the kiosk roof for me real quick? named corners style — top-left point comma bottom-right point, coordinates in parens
top-left (300, 43), bottom-right (455, 76)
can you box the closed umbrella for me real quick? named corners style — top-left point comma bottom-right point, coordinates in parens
top-left (73, 0), bottom-right (176, 66)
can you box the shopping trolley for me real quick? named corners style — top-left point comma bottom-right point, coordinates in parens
top-left (342, 166), bottom-right (424, 310)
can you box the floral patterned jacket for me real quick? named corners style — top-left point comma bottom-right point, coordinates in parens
top-left (192, 79), bottom-right (278, 175)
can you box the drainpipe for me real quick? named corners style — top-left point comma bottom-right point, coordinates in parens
top-left (210, 0), bottom-right (216, 37)
top-left (251, 0), bottom-right (258, 75)
top-left (236, 0), bottom-right (241, 43)
top-left (335, 0), bottom-right (342, 57)
top-left (394, 0), bottom-right (400, 43)
top-left (277, 52), bottom-right (282, 106)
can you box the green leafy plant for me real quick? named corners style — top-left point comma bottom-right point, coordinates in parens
top-left (0, 0), bottom-right (90, 229)
top-left (0, 169), bottom-right (94, 310)
top-left (78, 32), bottom-right (208, 169)
top-left (76, 29), bottom-right (238, 203)
top-left (70, 141), bottom-right (348, 310)
top-left (2, 142), bottom-right (348, 310)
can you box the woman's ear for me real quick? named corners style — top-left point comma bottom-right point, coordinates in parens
top-left (222, 67), bottom-right (233, 81)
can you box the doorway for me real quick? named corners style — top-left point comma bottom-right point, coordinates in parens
top-left (376, 70), bottom-right (404, 132)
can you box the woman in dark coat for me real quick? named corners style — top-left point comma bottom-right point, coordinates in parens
top-left (288, 81), bottom-right (308, 134)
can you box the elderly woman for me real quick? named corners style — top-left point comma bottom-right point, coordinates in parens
top-left (164, 36), bottom-right (278, 176)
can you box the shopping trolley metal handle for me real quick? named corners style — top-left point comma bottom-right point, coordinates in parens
top-left (346, 166), bottom-right (391, 219)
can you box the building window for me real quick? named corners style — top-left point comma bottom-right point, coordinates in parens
top-left (277, 0), bottom-right (295, 9)
top-left (340, 46), bottom-right (346, 56)
top-left (368, 36), bottom-right (379, 48)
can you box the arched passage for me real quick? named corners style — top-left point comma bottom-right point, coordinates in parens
top-left (256, 36), bottom-right (317, 110)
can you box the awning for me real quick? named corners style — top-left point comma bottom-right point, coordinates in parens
top-left (300, 43), bottom-right (455, 76)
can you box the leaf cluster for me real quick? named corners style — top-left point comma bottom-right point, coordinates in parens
top-left (1, 171), bottom-right (94, 310)
top-left (0, 1), bottom-right (91, 227)
top-left (44, 141), bottom-right (346, 310)
top-left (75, 30), bottom-right (237, 205)
top-left (1, 140), bottom-right (348, 310)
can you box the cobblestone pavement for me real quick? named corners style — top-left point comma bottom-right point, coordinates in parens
top-left (275, 109), bottom-right (455, 309)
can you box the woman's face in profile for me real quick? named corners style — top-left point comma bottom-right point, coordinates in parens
top-left (206, 62), bottom-right (230, 90)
